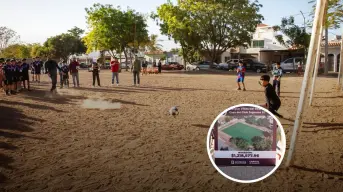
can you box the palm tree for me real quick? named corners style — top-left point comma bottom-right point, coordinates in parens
top-left (143, 34), bottom-right (163, 52)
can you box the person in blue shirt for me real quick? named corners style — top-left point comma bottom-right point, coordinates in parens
top-left (21, 59), bottom-right (31, 91)
top-left (272, 62), bottom-right (283, 97)
top-left (236, 61), bottom-right (246, 91)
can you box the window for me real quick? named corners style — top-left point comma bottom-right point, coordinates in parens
top-left (252, 40), bottom-right (264, 48)
top-left (284, 58), bottom-right (293, 63)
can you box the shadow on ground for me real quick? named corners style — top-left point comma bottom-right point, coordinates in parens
top-left (0, 104), bottom-right (46, 183)
top-left (20, 88), bottom-right (86, 105)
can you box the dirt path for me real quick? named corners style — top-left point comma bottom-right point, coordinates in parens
top-left (0, 70), bottom-right (342, 191)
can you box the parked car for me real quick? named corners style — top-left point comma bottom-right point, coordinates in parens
top-left (162, 62), bottom-right (184, 70)
top-left (217, 59), bottom-right (242, 70)
top-left (186, 63), bottom-right (200, 71)
top-left (271, 57), bottom-right (324, 74)
top-left (121, 62), bottom-right (132, 70)
top-left (101, 62), bottom-right (111, 69)
top-left (191, 61), bottom-right (218, 70)
top-left (80, 62), bottom-right (88, 69)
top-left (241, 59), bottom-right (267, 73)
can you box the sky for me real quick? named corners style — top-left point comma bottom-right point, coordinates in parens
top-left (0, 0), bottom-right (341, 51)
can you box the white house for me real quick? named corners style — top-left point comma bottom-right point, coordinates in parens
top-left (319, 37), bottom-right (341, 72)
top-left (221, 24), bottom-right (296, 64)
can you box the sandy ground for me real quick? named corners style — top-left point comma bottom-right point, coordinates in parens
top-left (0, 70), bottom-right (343, 192)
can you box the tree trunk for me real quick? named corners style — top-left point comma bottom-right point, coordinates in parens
top-left (324, 27), bottom-right (329, 75)
top-left (124, 48), bottom-right (128, 71)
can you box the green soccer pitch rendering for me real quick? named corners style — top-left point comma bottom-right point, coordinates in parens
top-left (222, 122), bottom-right (264, 144)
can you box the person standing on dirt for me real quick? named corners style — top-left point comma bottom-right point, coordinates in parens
top-left (21, 59), bottom-right (31, 91)
top-left (158, 60), bottom-right (162, 73)
top-left (33, 57), bottom-right (43, 83)
top-left (69, 57), bottom-right (80, 87)
top-left (92, 61), bottom-right (101, 87)
top-left (45, 57), bottom-right (62, 93)
top-left (272, 62), bottom-right (283, 97)
top-left (142, 59), bottom-right (148, 75)
top-left (58, 59), bottom-right (64, 87)
top-left (110, 58), bottom-right (120, 86)
top-left (132, 55), bottom-right (141, 86)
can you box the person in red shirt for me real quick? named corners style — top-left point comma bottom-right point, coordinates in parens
top-left (111, 58), bottom-right (120, 86)
top-left (69, 58), bottom-right (80, 87)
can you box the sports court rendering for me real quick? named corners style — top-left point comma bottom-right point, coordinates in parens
top-left (221, 122), bottom-right (264, 144)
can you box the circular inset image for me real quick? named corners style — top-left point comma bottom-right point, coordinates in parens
top-left (207, 104), bottom-right (286, 183)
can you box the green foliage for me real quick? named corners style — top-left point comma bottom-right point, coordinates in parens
top-left (153, 0), bottom-right (263, 63)
top-left (30, 43), bottom-right (49, 58)
top-left (84, 4), bottom-right (149, 58)
top-left (43, 27), bottom-right (86, 60)
top-left (0, 44), bottom-right (31, 58)
top-left (273, 16), bottom-right (311, 49)
top-left (230, 137), bottom-right (250, 150)
top-left (309, 0), bottom-right (343, 29)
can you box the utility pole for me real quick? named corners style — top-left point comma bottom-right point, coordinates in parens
top-left (300, 11), bottom-right (307, 63)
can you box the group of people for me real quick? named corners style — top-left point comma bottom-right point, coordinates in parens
top-left (235, 60), bottom-right (283, 118)
top-left (0, 58), bottom-right (33, 95)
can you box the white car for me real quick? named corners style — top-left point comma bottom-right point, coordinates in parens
top-left (186, 63), bottom-right (200, 71)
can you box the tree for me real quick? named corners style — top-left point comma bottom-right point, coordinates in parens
top-left (230, 137), bottom-right (250, 150)
top-left (84, 4), bottom-right (149, 70)
top-left (44, 27), bottom-right (87, 60)
top-left (152, 1), bottom-right (203, 65)
top-left (142, 34), bottom-right (163, 52)
top-left (0, 44), bottom-right (31, 58)
top-left (273, 16), bottom-right (311, 52)
top-left (309, 0), bottom-right (343, 75)
top-left (0, 26), bottom-right (20, 54)
top-left (31, 43), bottom-right (49, 58)
top-left (153, 0), bottom-right (263, 65)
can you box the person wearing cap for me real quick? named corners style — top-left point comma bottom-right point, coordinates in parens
top-left (259, 74), bottom-right (283, 118)
top-left (92, 60), bottom-right (101, 87)
top-left (45, 57), bottom-right (63, 93)
top-left (110, 58), bottom-right (120, 86)
top-left (132, 55), bottom-right (141, 86)
top-left (272, 62), bottom-right (283, 97)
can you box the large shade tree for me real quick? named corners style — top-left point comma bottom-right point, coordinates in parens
top-left (43, 27), bottom-right (86, 60)
top-left (84, 4), bottom-right (149, 69)
top-left (153, 0), bottom-right (263, 65)
top-left (273, 16), bottom-right (311, 54)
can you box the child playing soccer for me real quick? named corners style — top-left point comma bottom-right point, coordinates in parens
top-left (272, 62), bottom-right (283, 97)
top-left (236, 61), bottom-right (246, 91)
top-left (259, 74), bottom-right (283, 118)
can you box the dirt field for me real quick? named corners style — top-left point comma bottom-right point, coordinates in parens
top-left (1, 70), bottom-right (343, 192)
